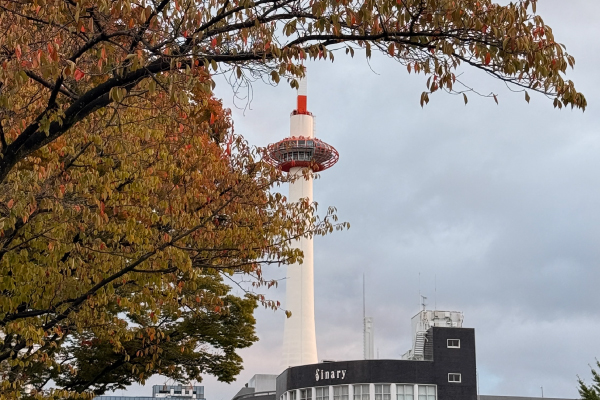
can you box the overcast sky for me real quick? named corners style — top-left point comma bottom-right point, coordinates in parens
top-left (110, 1), bottom-right (600, 399)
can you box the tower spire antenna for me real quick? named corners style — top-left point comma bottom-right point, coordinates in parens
top-left (363, 273), bottom-right (374, 360)
top-left (363, 273), bottom-right (366, 321)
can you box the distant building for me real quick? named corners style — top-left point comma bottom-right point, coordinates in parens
top-left (230, 309), bottom-right (577, 400)
top-left (95, 385), bottom-right (205, 400)
top-left (232, 374), bottom-right (277, 400)
top-left (276, 323), bottom-right (476, 400)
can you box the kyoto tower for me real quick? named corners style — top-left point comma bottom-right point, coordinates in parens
top-left (265, 75), bottom-right (339, 367)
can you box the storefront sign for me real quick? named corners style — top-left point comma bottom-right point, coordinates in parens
top-left (315, 369), bottom-right (346, 381)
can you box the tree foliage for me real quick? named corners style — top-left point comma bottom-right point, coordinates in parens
top-left (0, 0), bottom-right (587, 182)
top-left (0, 74), bottom-right (346, 398)
top-left (579, 361), bottom-right (600, 400)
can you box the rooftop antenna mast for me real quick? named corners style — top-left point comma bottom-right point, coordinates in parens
top-left (363, 273), bottom-right (366, 322)
top-left (434, 274), bottom-right (437, 311)
top-left (418, 272), bottom-right (422, 311)
top-left (363, 273), bottom-right (374, 360)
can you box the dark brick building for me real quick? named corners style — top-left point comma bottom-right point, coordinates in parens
top-left (275, 327), bottom-right (476, 400)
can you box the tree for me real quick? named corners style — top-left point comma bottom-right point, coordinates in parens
top-left (0, 0), bottom-right (587, 398)
top-left (0, 74), bottom-right (346, 398)
top-left (579, 361), bottom-right (600, 400)
top-left (0, 0), bottom-right (587, 183)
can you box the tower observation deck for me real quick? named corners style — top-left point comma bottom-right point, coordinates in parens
top-left (265, 78), bottom-right (339, 173)
top-left (264, 75), bottom-right (339, 368)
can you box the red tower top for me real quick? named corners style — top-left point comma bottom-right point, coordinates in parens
top-left (265, 76), bottom-right (339, 172)
top-left (295, 77), bottom-right (309, 115)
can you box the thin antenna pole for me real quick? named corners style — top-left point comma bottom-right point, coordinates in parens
top-left (435, 274), bottom-right (437, 311)
top-left (363, 273), bottom-right (365, 360)
top-left (418, 272), bottom-right (421, 310)
top-left (363, 273), bottom-right (366, 321)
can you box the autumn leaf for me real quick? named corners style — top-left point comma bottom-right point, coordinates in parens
top-left (74, 69), bottom-right (85, 81)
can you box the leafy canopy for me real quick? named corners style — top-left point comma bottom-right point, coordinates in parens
top-left (0, 74), bottom-right (346, 399)
top-left (579, 361), bottom-right (600, 400)
top-left (0, 0), bottom-right (586, 182)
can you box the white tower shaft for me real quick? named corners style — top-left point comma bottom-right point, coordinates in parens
top-left (282, 78), bottom-right (318, 367)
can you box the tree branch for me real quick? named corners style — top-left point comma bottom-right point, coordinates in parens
top-left (25, 71), bottom-right (79, 100)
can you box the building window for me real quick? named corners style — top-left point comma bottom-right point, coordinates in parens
top-left (418, 385), bottom-right (436, 400)
top-left (448, 373), bottom-right (461, 383)
top-left (353, 385), bottom-right (369, 400)
top-left (396, 385), bottom-right (413, 400)
top-left (334, 386), bottom-right (349, 400)
top-left (290, 391), bottom-right (297, 400)
top-left (301, 389), bottom-right (312, 400)
top-left (447, 339), bottom-right (460, 348)
top-left (375, 384), bottom-right (390, 400)
top-left (316, 387), bottom-right (329, 400)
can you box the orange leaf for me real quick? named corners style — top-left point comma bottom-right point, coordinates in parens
top-left (485, 52), bottom-right (491, 65)
top-left (7, 199), bottom-right (14, 209)
top-left (74, 69), bottom-right (85, 81)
